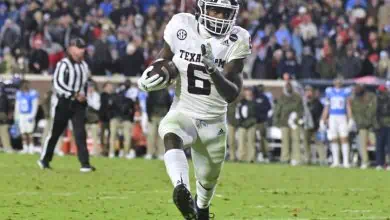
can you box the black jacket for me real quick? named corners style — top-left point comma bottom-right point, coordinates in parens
top-left (112, 90), bottom-right (136, 122)
top-left (299, 55), bottom-right (318, 79)
top-left (117, 49), bottom-right (145, 77)
top-left (277, 58), bottom-right (300, 78)
top-left (307, 98), bottom-right (323, 131)
top-left (146, 89), bottom-right (172, 119)
top-left (99, 92), bottom-right (115, 123)
top-left (254, 93), bottom-right (271, 123)
top-left (0, 85), bottom-right (8, 123)
top-left (28, 49), bottom-right (49, 74)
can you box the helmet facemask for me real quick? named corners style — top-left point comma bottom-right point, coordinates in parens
top-left (197, 0), bottom-right (239, 36)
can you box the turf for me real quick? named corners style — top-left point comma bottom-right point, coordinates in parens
top-left (1, 154), bottom-right (390, 220)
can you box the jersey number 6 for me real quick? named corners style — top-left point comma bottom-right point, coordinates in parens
top-left (187, 63), bottom-right (211, 95)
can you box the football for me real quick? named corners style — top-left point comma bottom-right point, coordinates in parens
top-left (146, 59), bottom-right (179, 86)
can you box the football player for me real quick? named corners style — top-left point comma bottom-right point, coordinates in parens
top-left (320, 77), bottom-right (353, 168)
top-left (14, 80), bottom-right (39, 154)
top-left (138, 0), bottom-right (251, 219)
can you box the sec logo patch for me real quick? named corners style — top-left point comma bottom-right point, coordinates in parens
top-left (177, 29), bottom-right (187, 40)
top-left (229, 34), bottom-right (238, 42)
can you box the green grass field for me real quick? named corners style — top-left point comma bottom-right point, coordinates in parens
top-left (1, 154), bottom-right (390, 220)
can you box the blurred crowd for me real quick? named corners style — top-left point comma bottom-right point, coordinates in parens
top-left (0, 0), bottom-right (388, 79)
top-left (247, 0), bottom-right (390, 79)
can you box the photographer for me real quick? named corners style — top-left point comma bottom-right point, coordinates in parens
top-left (109, 80), bottom-right (137, 159)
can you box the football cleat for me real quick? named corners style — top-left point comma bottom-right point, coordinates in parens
top-left (80, 165), bottom-right (96, 173)
top-left (172, 183), bottom-right (197, 220)
top-left (37, 160), bottom-right (51, 170)
top-left (195, 195), bottom-right (215, 220)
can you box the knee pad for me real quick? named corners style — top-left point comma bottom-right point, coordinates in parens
top-left (164, 133), bottom-right (183, 151)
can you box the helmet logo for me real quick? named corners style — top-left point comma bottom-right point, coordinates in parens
top-left (177, 29), bottom-right (187, 40)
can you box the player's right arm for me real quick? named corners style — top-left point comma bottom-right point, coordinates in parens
top-left (157, 41), bottom-right (174, 60)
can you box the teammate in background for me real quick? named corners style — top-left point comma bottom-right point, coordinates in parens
top-left (14, 80), bottom-right (39, 154)
top-left (320, 78), bottom-right (353, 168)
top-left (138, 0), bottom-right (251, 219)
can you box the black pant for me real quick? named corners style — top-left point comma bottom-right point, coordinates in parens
top-left (40, 97), bottom-right (90, 166)
top-left (100, 121), bottom-right (110, 156)
top-left (376, 126), bottom-right (390, 166)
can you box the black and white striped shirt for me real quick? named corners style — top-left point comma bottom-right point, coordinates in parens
top-left (53, 57), bottom-right (89, 98)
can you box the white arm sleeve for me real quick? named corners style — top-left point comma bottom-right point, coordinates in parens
top-left (226, 30), bottom-right (252, 63)
top-left (163, 14), bottom-right (180, 52)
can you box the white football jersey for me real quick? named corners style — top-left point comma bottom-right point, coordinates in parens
top-left (164, 13), bottom-right (251, 120)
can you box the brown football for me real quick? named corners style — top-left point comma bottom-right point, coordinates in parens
top-left (146, 59), bottom-right (179, 85)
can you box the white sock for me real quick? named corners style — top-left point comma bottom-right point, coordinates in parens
top-left (164, 149), bottom-right (190, 191)
top-left (331, 143), bottom-right (339, 165)
top-left (342, 143), bottom-right (349, 165)
top-left (29, 144), bottom-right (34, 149)
top-left (196, 181), bottom-right (216, 209)
top-left (23, 144), bottom-right (28, 151)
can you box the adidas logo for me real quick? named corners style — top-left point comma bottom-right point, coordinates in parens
top-left (221, 40), bottom-right (230, 46)
top-left (217, 128), bottom-right (225, 136)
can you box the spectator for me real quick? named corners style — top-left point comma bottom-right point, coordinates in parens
top-left (0, 47), bottom-right (16, 74)
top-left (350, 84), bottom-right (377, 169)
top-left (377, 0), bottom-right (390, 35)
top-left (377, 51), bottom-right (390, 79)
top-left (273, 82), bottom-right (303, 166)
top-left (99, 0), bottom-right (113, 17)
top-left (86, 81), bottom-right (101, 156)
top-left (0, 3), bottom-right (7, 29)
top-left (227, 98), bottom-right (239, 161)
top-left (28, 38), bottom-right (49, 74)
top-left (0, 82), bottom-right (12, 153)
top-left (109, 80), bottom-right (137, 159)
top-left (275, 23), bottom-right (291, 46)
top-left (92, 28), bottom-right (113, 75)
top-left (291, 28), bottom-right (303, 63)
top-left (254, 84), bottom-right (271, 162)
top-left (118, 42), bottom-right (145, 76)
top-left (299, 16), bottom-right (318, 45)
top-left (302, 85), bottom-right (325, 165)
top-left (145, 88), bottom-right (171, 160)
top-left (236, 88), bottom-right (257, 163)
top-left (251, 36), bottom-right (274, 79)
top-left (99, 82), bottom-right (115, 157)
top-left (109, 0), bottom-right (135, 26)
top-left (336, 46), bottom-right (362, 79)
top-left (316, 48), bottom-right (337, 79)
top-left (0, 19), bottom-right (21, 52)
top-left (299, 46), bottom-right (317, 79)
top-left (374, 85), bottom-right (390, 170)
top-left (277, 50), bottom-right (299, 78)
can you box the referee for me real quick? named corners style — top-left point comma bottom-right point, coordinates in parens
top-left (38, 38), bottom-right (95, 172)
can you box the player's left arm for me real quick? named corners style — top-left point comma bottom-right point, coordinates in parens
top-left (201, 43), bottom-right (244, 103)
top-left (210, 58), bottom-right (244, 103)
